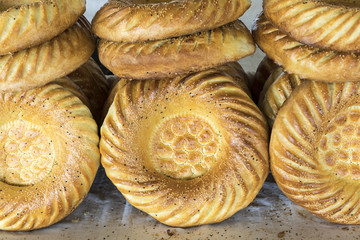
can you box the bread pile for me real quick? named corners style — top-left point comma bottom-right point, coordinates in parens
top-left (253, 0), bottom-right (360, 224)
top-left (93, 0), bottom-right (269, 227)
top-left (0, 1), bottom-right (107, 231)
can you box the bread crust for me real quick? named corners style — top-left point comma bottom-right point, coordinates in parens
top-left (258, 67), bottom-right (303, 127)
top-left (99, 20), bottom-right (255, 80)
top-left (68, 58), bottom-right (109, 123)
top-left (271, 80), bottom-right (360, 224)
top-left (92, 0), bottom-right (251, 42)
top-left (252, 56), bottom-right (278, 102)
top-left (263, 0), bottom-right (360, 52)
top-left (0, 16), bottom-right (96, 92)
top-left (102, 62), bottom-right (251, 120)
top-left (100, 68), bottom-right (269, 227)
top-left (0, 84), bottom-right (99, 231)
top-left (253, 14), bottom-right (360, 82)
top-left (0, 0), bottom-right (85, 55)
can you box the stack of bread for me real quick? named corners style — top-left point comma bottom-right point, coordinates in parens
top-left (93, 0), bottom-right (269, 227)
top-left (253, 0), bottom-right (360, 224)
top-left (0, 1), bottom-right (108, 231)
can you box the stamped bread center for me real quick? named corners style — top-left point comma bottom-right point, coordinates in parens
top-left (318, 109), bottom-right (360, 180)
top-left (0, 120), bottom-right (55, 186)
top-left (150, 115), bottom-right (219, 180)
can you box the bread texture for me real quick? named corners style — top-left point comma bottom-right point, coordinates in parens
top-left (51, 76), bottom-right (92, 111)
top-left (271, 80), bottom-right (360, 224)
top-left (252, 56), bottom-right (278, 102)
top-left (100, 68), bottom-right (269, 227)
top-left (92, 0), bottom-right (251, 42)
top-left (0, 16), bottom-right (96, 92)
top-left (258, 67), bottom-right (303, 127)
top-left (99, 20), bottom-right (255, 80)
top-left (102, 62), bottom-right (250, 120)
top-left (0, 0), bottom-right (85, 55)
top-left (253, 14), bottom-right (360, 82)
top-left (0, 83), bottom-right (99, 231)
top-left (68, 58), bottom-right (109, 123)
top-left (263, 0), bottom-right (360, 52)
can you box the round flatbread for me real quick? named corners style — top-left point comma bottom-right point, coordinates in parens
top-left (0, 83), bottom-right (99, 231)
top-left (101, 68), bottom-right (269, 227)
top-left (271, 80), bottom-right (360, 224)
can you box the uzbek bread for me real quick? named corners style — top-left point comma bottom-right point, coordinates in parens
top-left (92, 0), bottom-right (251, 42)
top-left (0, 84), bottom-right (99, 231)
top-left (271, 80), bottom-right (360, 224)
top-left (100, 68), bottom-right (269, 227)
top-left (99, 20), bottom-right (255, 80)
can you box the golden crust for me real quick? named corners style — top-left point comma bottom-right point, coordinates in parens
top-left (0, 84), bottom-right (99, 231)
top-left (253, 14), bottom-right (360, 82)
top-left (51, 76), bottom-right (92, 111)
top-left (252, 57), bottom-right (278, 102)
top-left (68, 58), bottom-right (109, 123)
top-left (100, 68), bottom-right (269, 227)
top-left (271, 80), bottom-right (360, 224)
top-left (0, 0), bottom-right (85, 55)
top-left (98, 20), bottom-right (255, 80)
top-left (0, 16), bottom-right (96, 92)
top-left (258, 67), bottom-right (303, 127)
top-left (102, 62), bottom-right (250, 121)
top-left (264, 0), bottom-right (360, 52)
top-left (92, 0), bottom-right (251, 42)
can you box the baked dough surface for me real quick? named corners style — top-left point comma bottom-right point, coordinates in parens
top-left (264, 0), bottom-right (360, 51)
top-left (100, 68), bottom-right (269, 227)
top-left (99, 20), bottom-right (255, 80)
top-left (258, 67), bottom-right (303, 127)
top-left (0, 0), bottom-right (85, 55)
top-left (0, 84), bottom-right (99, 231)
top-left (253, 14), bottom-right (360, 82)
top-left (271, 80), bottom-right (360, 224)
top-left (0, 16), bottom-right (96, 92)
top-left (92, 0), bottom-right (250, 42)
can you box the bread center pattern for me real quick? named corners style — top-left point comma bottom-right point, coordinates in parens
top-left (318, 109), bottom-right (360, 180)
top-left (150, 115), bottom-right (219, 180)
top-left (0, 120), bottom-right (55, 186)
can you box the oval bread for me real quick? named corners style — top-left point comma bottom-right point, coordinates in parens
top-left (0, 0), bottom-right (85, 55)
top-left (99, 20), bottom-right (255, 80)
top-left (0, 16), bottom-right (96, 92)
top-left (264, 0), bottom-right (360, 52)
top-left (253, 14), bottom-right (360, 82)
top-left (92, 0), bottom-right (251, 42)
